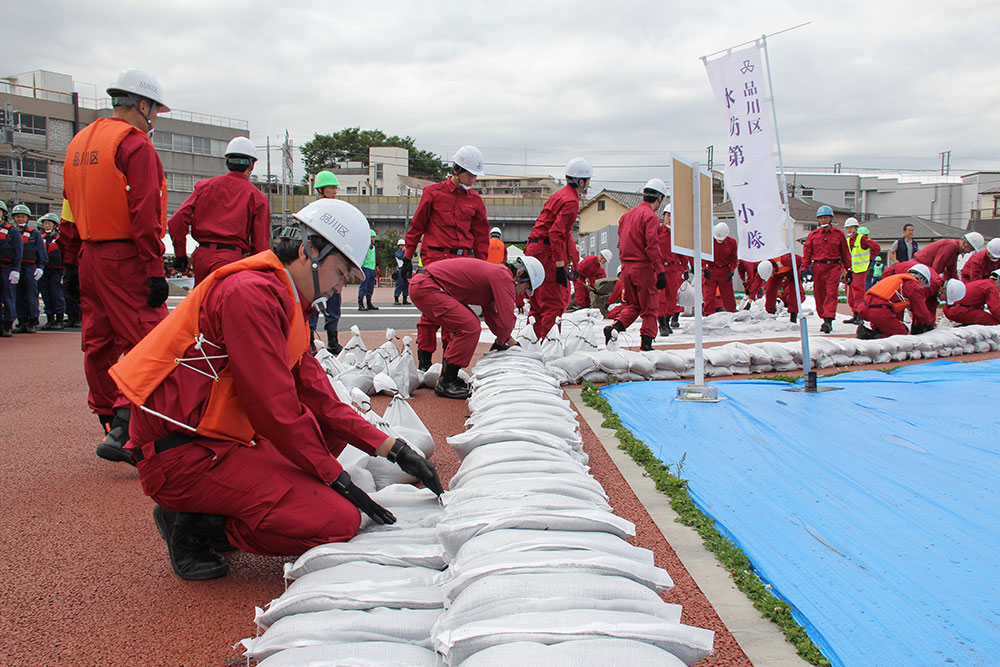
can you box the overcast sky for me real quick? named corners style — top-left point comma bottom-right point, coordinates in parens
top-left (7, 0), bottom-right (1000, 191)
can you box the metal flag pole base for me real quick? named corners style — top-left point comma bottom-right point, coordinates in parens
top-left (783, 371), bottom-right (842, 393)
top-left (676, 384), bottom-right (727, 402)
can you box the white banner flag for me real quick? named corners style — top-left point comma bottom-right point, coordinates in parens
top-left (704, 44), bottom-right (788, 262)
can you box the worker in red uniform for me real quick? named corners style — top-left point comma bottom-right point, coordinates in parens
top-left (906, 232), bottom-right (983, 281)
top-left (401, 145), bottom-right (490, 370)
top-left (761, 253), bottom-right (804, 322)
top-left (944, 271), bottom-right (1000, 325)
top-left (606, 266), bottom-right (628, 321)
top-left (168, 136), bottom-right (270, 285)
top-left (738, 259), bottom-right (765, 308)
top-left (486, 227), bottom-right (507, 264)
top-left (0, 201), bottom-right (24, 337)
top-left (573, 249), bottom-right (610, 309)
top-left (656, 203), bottom-right (689, 335)
top-left (703, 222), bottom-right (739, 313)
top-left (801, 205), bottom-right (851, 333)
top-left (842, 219), bottom-right (881, 324)
top-left (856, 264), bottom-right (944, 338)
top-left (38, 213), bottom-right (66, 330)
top-left (960, 238), bottom-right (1000, 283)
top-left (59, 68), bottom-right (170, 464)
top-left (109, 199), bottom-right (443, 580)
top-left (605, 178), bottom-right (666, 351)
top-left (409, 255), bottom-right (544, 399)
top-left (526, 157), bottom-right (591, 339)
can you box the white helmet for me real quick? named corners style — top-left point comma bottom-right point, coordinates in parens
top-left (565, 157), bottom-right (593, 179)
top-left (397, 238), bottom-right (405, 246)
top-left (713, 222), bottom-right (730, 242)
top-left (757, 261), bottom-right (773, 281)
top-left (945, 279), bottom-right (966, 305)
top-left (490, 227), bottom-right (502, 237)
top-left (988, 238), bottom-right (1000, 259)
top-left (991, 268), bottom-right (1000, 281)
top-left (908, 263), bottom-right (931, 285)
top-left (663, 203), bottom-right (672, 214)
top-left (452, 145), bottom-right (485, 176)
top-left (291, 199), bottom-right (371, 273)
top-left (844, 217), bottom-right (859, 229)
top-left (515, 255), bottom-right (545, 294)
top-left (964, 231), bottom-right (985, 252)
top-left (600, 249), bottom-right (612, 263)
top-left (225, 136), bottom-right (258, 161)
top-left (643, 178), bottom-right (667, 197)
top-left (107, 68), bottom-right (169, 112)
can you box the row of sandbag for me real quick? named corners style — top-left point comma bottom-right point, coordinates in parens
top-left (548, 324), bottom-right (1000, 384)
top-left (433, 350), bottom-right (715, 666)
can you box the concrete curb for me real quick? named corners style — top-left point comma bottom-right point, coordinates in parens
top-left (566, 387), bottom-right (811, 667)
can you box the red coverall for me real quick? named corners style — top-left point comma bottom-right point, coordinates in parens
top-left (167, 171), bottom-right (271, 284)
top-left (127, 269), bottom-right (388, 556)
top-left (882, 259), bottom-right (945, 317)
top-left (960, 248), bottom-right (1000, 283)
top-left (801, 225), bottom-right (850, 320)
top-left (526, 184), bottom-right (580, 338)
top-left (943, 279), bottom-right (1000, 326)
top-left (59, 123), bottom-right (168, 416)
top-left (845, 233), bottom-right (881, 313)
top-left (702, 236), bottom-right (738, 312)
top-left (573, 255), bottom-right (606, 308)
top-left (615, 204), bottom-right (661, 338)
top-left (657, 225), bottom-right (689, 317)
top-left (404, 178), bottom-right (490, 354)
top-left (739, 260), bottom-right (764, 301)
top-left (764, 254), bottom-right (804, 314)
top-left (408, 258), bottom-right (516, 367)
top-left (912, 238), bottom-right (963, 281)
top-left (860, 277), bottom-right (935, 337)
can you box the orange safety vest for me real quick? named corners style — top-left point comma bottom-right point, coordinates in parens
top-left (866, 273), bottom-right (917, 313)
top-left (486, 237), bottom-right (506, 264)
top-left (62, 118), bottom-right (167, 242)
top-left (109, 251), bottom-right (310, 445)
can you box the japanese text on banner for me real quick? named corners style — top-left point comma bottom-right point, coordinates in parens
top-left (704, 44), bottom-right (788, 262)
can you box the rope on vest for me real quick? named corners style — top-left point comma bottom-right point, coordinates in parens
top-left (173, 334), bottom-right (227, 382)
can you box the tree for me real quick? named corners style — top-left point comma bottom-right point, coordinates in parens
top-left (301, 127), bottom-right (448, 182)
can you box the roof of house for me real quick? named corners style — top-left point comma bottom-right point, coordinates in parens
top-left (714, 196), bottom-right (853, 221)
top-left (399, 175), bottom-right (436, 190)
top-left (581, 189), bottom-right (643, 213)
top-left (971, 219), bottom-right (1000, 239)
top-left (980, 186), bottom-right (1000, 195)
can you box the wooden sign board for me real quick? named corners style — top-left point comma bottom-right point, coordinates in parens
top-left (671, 154), bottom-right (714, 261)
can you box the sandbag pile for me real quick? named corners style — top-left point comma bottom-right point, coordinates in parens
top-left (547, 324), bottom-right (1000, 384)
top-left (433, 350), bottom-right (715, 665)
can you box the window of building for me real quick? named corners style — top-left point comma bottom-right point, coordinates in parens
top-left (375, 163), bottom-right (384, 179)
top-left (804, 223), bottom-right (817, 232)
top-left (166, 173), bottom-right (195, 192)
top-left (15, 113), bottom-right (46, 136)
top-left (20, 157), bottom-right (47, 179)
top-left (192, 137), bottom-right (212, 155)
top-left (151, 131), bottom-right (172, 150)
top-left (0, 156), bottom-right (13, 176)
top-left (211, 139), bottom-right (227, 157)
top-left (844, 190), bottom-right (857, 210)
top-left (801, 188), bottom-right (814, 198)
top-left (376, 187), bottom-right (383, 195)
top-left (597, 200), bottom-right (606, 211)
top-left (172, 134), bottom-right (192, 153)
top-left (600, 231), bottom-right (608, 244)
top-left (346, 186), bottom-right (358, 194)
top-left (994, 197), bottom-right (1000, 217)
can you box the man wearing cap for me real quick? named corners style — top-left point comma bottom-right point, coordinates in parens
top-left (856, 264), bottom-right (942, 339)
top-left (393, 238), bottom-right (409, 305)
top-left (109, 199), bottom-right (443, 580)
top-left (11, 205), bottom-right (47, 333)
top-left (357, 229), bottom-right (378, 311)
top-left (842, 219), bottom-right (881, 324)
top-left (168, 136), bottom-right (270, 285)
top-left (801, 205), bottom-right (851, 333)
top-left (944, 270), bottom-right (1000, 325)
top-left (38, 213), bottom-right (66, 330)
top-left (486, 227), bottom-right (507, 264)
top-left (0, 202), bottom-right (23, 337)
top-left (401, 146), bottom-right (490, 369)
top-left (59, 68), bottom-right (170, 464)
top-left (573, 249), bottom-right (610, 309)
top-left (960, 238), bottom-right (1000, 283)
top-left (656, 203), bottom-right (689, 334)
top-left (307, 171), bottom-right (344, 352)
top-left (702, 221), bottom-right (739, 313)
top-left (526, 157), bottom-right (591, 340)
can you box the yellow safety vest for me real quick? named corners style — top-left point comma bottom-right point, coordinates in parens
top-left (850, 234), bottom-right (871, 274)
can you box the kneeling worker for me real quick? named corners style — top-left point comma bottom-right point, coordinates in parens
top-left (857, 264), bottom-right (959, 338)
top-left (943, 270), bottom-right (1000, 325)
top-left (108, 199), bottom-right (443, 580)
top-left (409, 255), bottom-right (544, 399)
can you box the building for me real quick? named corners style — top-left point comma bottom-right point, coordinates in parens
top-left (474, 174), bottom-right (560, 198)
top-left (1, 69), bottom-right (252, 221)
top-left (578, 189), bottom-right (646, 236)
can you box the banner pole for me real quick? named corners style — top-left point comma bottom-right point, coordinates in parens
top-left (692, 161), bottom-right (705, 387)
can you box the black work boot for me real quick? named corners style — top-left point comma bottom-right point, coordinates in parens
top-left (789, 312), bottom-right (798, 323)
top-left (153, 506), bottom-right (230, 580)
top-left (657, 316), bottom-right (671, 337)
top-left (366, 298), bottom-right (379, 311)
top-left (54, 314), bottom-right (65, 329)
top-left (417, 349), bottom-right (433, 372)
top-left (26, 318), bottom-right (37, 333)
top-left (0, 321), bottom-right (11, 337)
top-left (603, 321), bottom-right (625, 344)
top-left (856, 324), bottom-right (881, 340)
top-left (435, 361), bottom-right (471, 399)
top-left (669, 312), bottom-right (680, 328)
top-left (358, 299), bottom-right (366, 311)
top-left (394, 296), bottom-right (400, 304)
top-left (328, 331), bottom-right (343, 355)
top-left (820, 318), bottom-right (833, 334)
top-left (402, 297), bottom-right (409, 305)
top-left (41, 315), bottom-right (57, 330)
top-left (14, 319), bottom-right (28, 334)
top-left (640, 334), bottom-right (654, 351)
top-left (96, 408), bottom-right (135, 465)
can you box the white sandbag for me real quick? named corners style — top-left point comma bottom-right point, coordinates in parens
top-left (349, 525), bottom-right (441, 546)
top-left (853, 339), bottom-right (883, 358)
top-left (447, 428), bottom-right (583, 461)
top-left (588, 350), bottom-right (630, 374)
top-left (455, 639), bottom-right (687, 667)
top-left (539, 323), bottom-right (565, 362)
top-left (460, 412), bottom-right (580, 442)
top-left (582, 369), bottom-right (610, 384)
top-left (242, 607), bottom-right (442, 660)
top-left (756, 341), bottom-right (798, 371)
top-left (434, 609), bottom-right (713, 666)
top-left (419, 362), bottom-right (441, 388)
top-left (514, 316), bottom-right (541, 349)
top-left (442, 475), bottom-right (606, 507)
top-left (873, 351), bottom-right (892, 364)
top-left (382, 395), bottom-right (434, 458)
top-left (469, 386), bottom-right (571, 412)
top-left (472, 368), bottom-right (560, 389)
top-left (443, 495), bottom-right (610, 523)
top-left (314, 347), bottom-right (349, 378)
top-left (283, 542), bottom-right (446, 581)
top-left (467, 400), bottom-right (576, 424)
top-left (704, 364), bottom-right (734, 377)
top-left (337, 366), bottom-right (374, 395)
top-left (644, 349), bottom-right (687, 372)
top-left (337, 325), bottom-right (367, 367)
top-left (676, 279), bottom-right (695, 307)
top-left (562, 314), bottom-right (600, 355)
top-left (621, 350), bottom-right (656, 377)
top-left (337, 447), bottom-right (376, 494)
top-left (448, 459), bottom-right (588, 490)
top-left (385, 336), bottom-right (420, 398)
top-left (371, 373), bottom-right (398, 396)
top-left (255, 642), bottom-right (441, 667)
top-left (456, 441), bottom-right (582, 470)
top-left (547, 352), bottom-right (598, 383)
top-left (452, 529), bottom-right (653, 569)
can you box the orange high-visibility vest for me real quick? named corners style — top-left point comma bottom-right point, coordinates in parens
top-left (109, 251), bottom-right (310, 445)
top-left (487, 237), bottom-right (506, 264)
top-left (62, 118), bottom-right (167, 242)
top-left (866, 273), bottom-right (918, 314)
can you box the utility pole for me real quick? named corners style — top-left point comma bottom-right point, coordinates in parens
top-left (2, 101), bottom-right (21, 205)
top-left (282, 130), bottom-right (292, 225)
top-left (939, 150), bottom-right (950, 176)
top-left (706, 145), bottom-right (714, 172)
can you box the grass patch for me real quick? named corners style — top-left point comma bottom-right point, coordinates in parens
top-left (581, 381), bottom-right (831, 666)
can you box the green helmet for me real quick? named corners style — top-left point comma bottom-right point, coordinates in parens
top-left (858, 226), bottom-right (870, 236)
top-left (38, 213), bottom-right (60, 225)
top-left (0, 201), bottom-right (8, 214)
top-left (314, 171), bottom-right (340, 190)
top-left (11, 204), bottom-right (31, 217)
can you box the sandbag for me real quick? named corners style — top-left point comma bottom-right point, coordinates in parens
top-left (255, 642), bottom-right (441, 667)
top-left (382, 395), bottom-right (435, 458)
top-left (337, 325), bottom-right (367, 367)
top-left (451, 529), bottom-right (653, 568)
top-left (455, 638), bottom-right (688, 667)
top-left (547, 352), bottom-right (597, 383)
top-left (283, 543), bottom-right (446, 581)
top-left (447, 428), bottom-right (583, 461)
top-left (387, 336), bottom-right (420, 398)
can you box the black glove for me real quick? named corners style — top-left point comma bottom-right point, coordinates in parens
top-left (388, 439), bottom-right (443, 495)
top-left (682, 270), bottom-right (690, 281)
top-left (489, 341), bottom-right (511, 351)
top-left (147, 276), bottom-right (169, 308)
top-left (727, 272), bottom-right (734, 281)
top-left (555, 265), bottom-right (568, 287)
top-left (401, 256), bottom-right (413, 280)
top-left (567, 267), bottom-right (579, 282)
top-left (655, 272), bottom-right (667, 290)
top-left (704, 269), bottom-right (711, 280)
top-left (173, 255), bottom-right (188, 272)
top-left (63, 263), bottom-right (80, 301)
top-left (331, 470), bottom-right (397, 524)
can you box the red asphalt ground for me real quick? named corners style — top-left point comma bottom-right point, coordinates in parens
top-left (4, 293), bottom-right (996, 666)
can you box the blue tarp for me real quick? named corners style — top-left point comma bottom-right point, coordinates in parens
top-left (602, 360), bottom-right (1000, 667)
